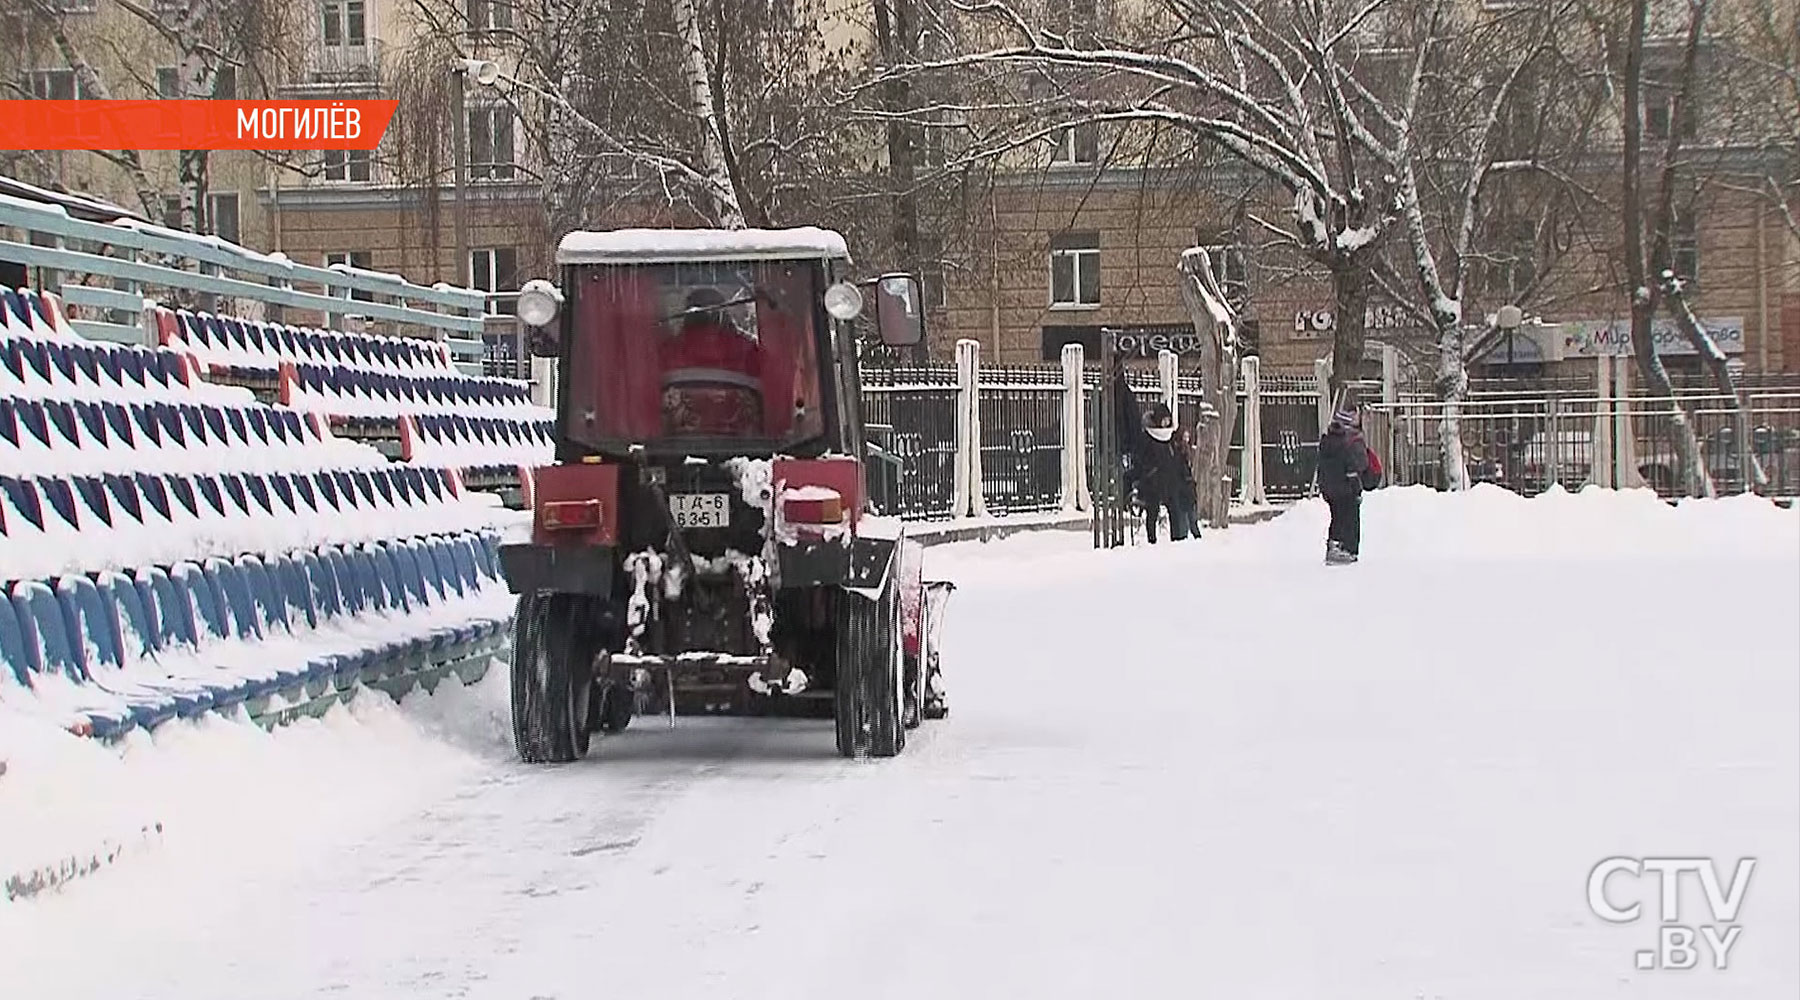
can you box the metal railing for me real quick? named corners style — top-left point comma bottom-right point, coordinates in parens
top-left (860, 365), bottom-right (962, 519)
top-left (1369, 392), bottom-right (1800, 498)
top-left (0, 188), bottom-right (487, 374)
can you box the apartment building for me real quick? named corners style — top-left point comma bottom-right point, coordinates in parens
top-left (7, 0), bottom-right (1794, 380)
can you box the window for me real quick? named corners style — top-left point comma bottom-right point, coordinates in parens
top-left (1643, 78), bottom-right (1696, 142)
top-left (1049, 232), bottom-right (1100, 308)
top-left (156, 67), bottom-right (178, 99)
top-left (28, 69), bottom-right (85, 100)
top-left (325, 251), bottom-right (375, 302)
top-left (467, 0), bottom-right (512, 32)
top-left (322, 148), bottom-right (372, 182)
top-left (206, 192), bottom-right (240, 244)
top-left (469, 104), bottom-right (516, 180)
top-left (160, 197), bottom-right (182, 227)
top-left (562, 260), bottom-right (827, 446)
top-left (322, 0), bottom-right (367, 48)
top-left (1670, 210), bottom-right (1699, 289)
top-left (1049, 123), bottom-right (1098, 165)
top-left (469, 247), bottom-right (519, 314)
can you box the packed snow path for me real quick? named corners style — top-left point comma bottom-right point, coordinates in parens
top-left (3, 487), bottom-right (1796, 999)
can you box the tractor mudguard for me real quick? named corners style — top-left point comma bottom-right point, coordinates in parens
top-left (775, 533), bottom-right (897, 591)
top-left (498, 542), bottom-right (614, 596)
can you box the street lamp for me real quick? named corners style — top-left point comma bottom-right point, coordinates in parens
top-left (1496, 303), bottom-right (1523, 368)
top-left (450, 58), bottom-right (499, 289)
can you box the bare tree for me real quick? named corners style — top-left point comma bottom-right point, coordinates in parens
top-left (861, 0), bottom-right (1456, 392)
top-left (0, 0), bottom-right (298, 230)
top-left (1618, 0), bottom-right (1714, 496)
top-left (388, 0), bottom-right (867, 258)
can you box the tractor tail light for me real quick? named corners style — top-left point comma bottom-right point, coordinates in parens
top-left (783, 490), bottom-right (843, 524)
top-left (541, 499), bottom-right (602, 531)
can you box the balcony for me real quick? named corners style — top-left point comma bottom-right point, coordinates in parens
top-left (307, 39), bottom-right (384, 85)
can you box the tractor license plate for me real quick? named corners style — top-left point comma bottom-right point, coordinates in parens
top-left (669, 492), bottom-right (730, 529)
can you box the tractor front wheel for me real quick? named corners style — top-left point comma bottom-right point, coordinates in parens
top-left (511, 591), bottom-right (600, 763)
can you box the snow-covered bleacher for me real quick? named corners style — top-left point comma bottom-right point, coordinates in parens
top-left (152, 305), bottom-right (553, 504)
top-left (2, 286), bottom-right (516, 742)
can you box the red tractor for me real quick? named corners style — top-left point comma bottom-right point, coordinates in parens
top-left (498, 227), bottom-right (953, 762)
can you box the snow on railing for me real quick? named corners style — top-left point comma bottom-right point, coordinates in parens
top-left (0, 190), bottom-right (487, 376)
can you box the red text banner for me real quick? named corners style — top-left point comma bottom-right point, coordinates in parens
top-left (0, 101), bottom-right (398, 150)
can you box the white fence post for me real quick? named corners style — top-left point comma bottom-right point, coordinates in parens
top-left (530, 356), bottom-right (557, 408)
top-left (1239, 355), bottom-right (1267, 506)
top-left (1592, 355), bottom-right (1614, 488)
top-left (1158, 349), bottom-right (1179, 417)
top-left (1060, 342), bottom-right (1090, 511)
top-left (953, 337), bottom-right (987, 519)
top-left (1313, 357), bottom-right (1334, 431)
top-left (1613, 357), bottom-right (1639, 487)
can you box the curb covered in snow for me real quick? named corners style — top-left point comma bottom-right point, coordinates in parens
top-left (906, 504), bottom-right (1290, 546)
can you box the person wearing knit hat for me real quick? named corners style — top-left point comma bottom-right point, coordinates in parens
top-left (1133, 402), bottom-right (1199, 543)
top-left (1316, 399), bottom-right (1376, 563)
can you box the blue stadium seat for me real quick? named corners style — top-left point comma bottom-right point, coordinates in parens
top-left (0, 593), bottom-right (31, 687)
top-left (138, 566), bottom-right (196, 649)
top-left (325, 547), bottom-right (361, 616)
top-left (303, 550), bottom-right (340, 620)
top-left (94, 571), bottom-right (216, 718)
top-left (237, 555), bottom-right (288, 635)
top-left (172, 560), bottom-right (228, 641)
top-left (205, 557), bottom-right (262, 643)
top-left (369, 543), bottom-right (410, 614)
top-left (275, 554), bottom-right (318, 631)
top-left (9, 581), bottom-right (136, 738)
top-left (428, 538), bottom-right (465, 599)
top-left (13, 581), bottom-right (82, 683)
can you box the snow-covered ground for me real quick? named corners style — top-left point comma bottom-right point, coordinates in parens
top-left (1, 485), bottom-right (1795, 999)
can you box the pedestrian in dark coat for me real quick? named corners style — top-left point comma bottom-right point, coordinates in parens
top-left (1316, 403), bottom-right (1372, 562)
top-left (1137, 403), bottom-right (1198, 543)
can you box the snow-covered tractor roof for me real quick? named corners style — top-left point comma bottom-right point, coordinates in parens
top-left (555, 227), bottom-right (851, 266)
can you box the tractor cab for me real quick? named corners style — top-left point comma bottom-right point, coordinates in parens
top-left (520, 227), bottom-right (921, 467)
top-left (498, 227), bottom-right (950, 765)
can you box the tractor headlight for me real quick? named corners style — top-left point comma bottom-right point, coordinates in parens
top-left (824, 281), bottom-right (864, 321)
top-left (517, 279), bottom-right (563, 327)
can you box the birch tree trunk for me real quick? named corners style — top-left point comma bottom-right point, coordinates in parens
top-left (672, 0), bottom-right (746, 229)
top-left (26, 0), bottom-right (161, 217)
top-left (1662, 277), bottom-right (1767, 488)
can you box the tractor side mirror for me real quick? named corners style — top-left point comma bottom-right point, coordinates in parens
top-left (873, 273), bottom-right (923, 349)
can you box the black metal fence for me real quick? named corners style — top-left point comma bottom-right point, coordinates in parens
top-left (977, 368), bottom-right (1064, 514)
top-left (861, 366), bottom-right (960, 519)
top-left (860, 364), bottom-right (1800, 521)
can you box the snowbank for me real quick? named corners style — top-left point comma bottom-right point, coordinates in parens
top-left (0, 663), bottom-right (512, 904)
top-left (930, 485), bottom-right (1800, 585)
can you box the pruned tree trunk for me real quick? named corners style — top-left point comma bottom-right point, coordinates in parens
top-left (1178, 248), bottom-right (1239, 528)
top-left (1329, 258), bottom-right (1371, 398)
top-left (672, 0), bottom-right (746, 229)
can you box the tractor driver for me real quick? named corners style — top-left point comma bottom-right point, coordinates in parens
top-left (659, 286), bottom-right (767, 437)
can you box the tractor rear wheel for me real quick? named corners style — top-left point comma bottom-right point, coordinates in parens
top-left (511, 591), bottom-right (600, 763)
top-left (833, 584), bottom-right (906, 759)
